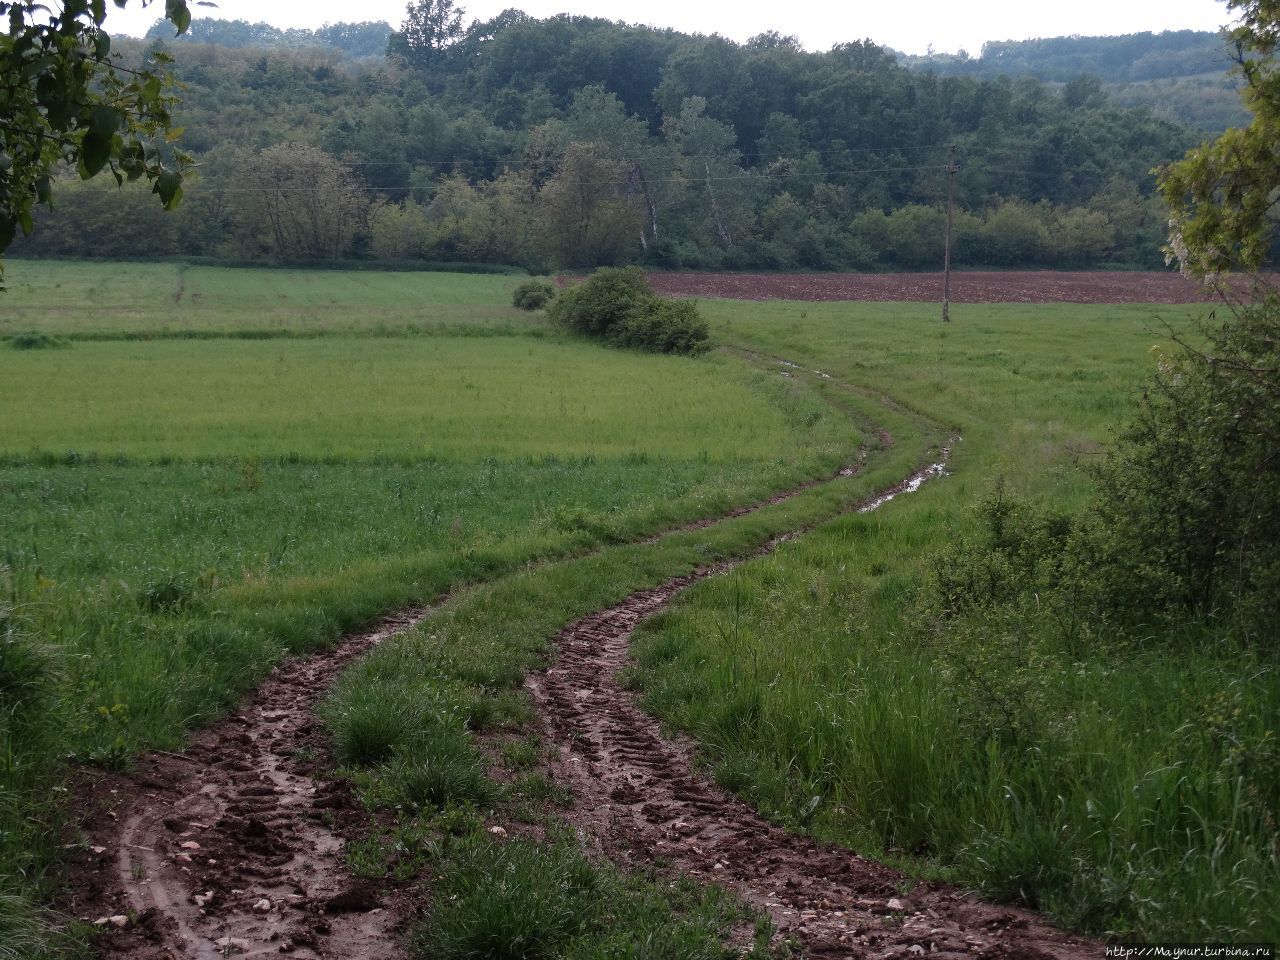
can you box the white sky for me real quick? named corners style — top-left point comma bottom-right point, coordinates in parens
top-left (108, 0), bottom-right (1234, 56)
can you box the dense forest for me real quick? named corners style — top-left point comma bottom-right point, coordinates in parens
top-left (899, 30), bottom-right (1249, 131)
top-left (898, 30), bottom-right (1232, 83)
top-left (12, 10), bottom-right (1215, 272)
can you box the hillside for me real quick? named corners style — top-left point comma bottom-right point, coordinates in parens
top-left (15, 13), bottom-right (1204, 271)
top-left (899, 30), bottom-right (1248, 131)
top-left (142, 17), bottom-right (393, 60)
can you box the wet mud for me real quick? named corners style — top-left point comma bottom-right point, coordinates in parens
top-left (66, 611), bottom-right (430, 960)
top-left (527, 457), bottom-right (1096, 959)
top-left (65, 362), bottom-right (1084, 959)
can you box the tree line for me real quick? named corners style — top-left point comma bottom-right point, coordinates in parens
top-left (11, 9), bottom-right (1207, 271)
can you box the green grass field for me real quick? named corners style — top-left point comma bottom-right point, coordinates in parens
top-left (2, 261), bottom-right (1274, 951)
top-left (0, 337), bottom-right (801, 460)
top-left (631, 300), bottom-right (1280, 938)
top-left (0, 260), bottom-right (531, 335)
top-left (0, 262), bottom-right (858, 950)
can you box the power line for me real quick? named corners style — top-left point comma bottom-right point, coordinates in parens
top-left (329, 143), bottom-right (957, 169)
top-left (175, 161), bottom-right (969, 195)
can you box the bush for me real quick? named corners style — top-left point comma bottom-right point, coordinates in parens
top-left (606, 299), bottom-right (710, 355)
top-left (546, 266), bottom-right (651, 336)
top-left (927, 298), bottom-right (1280, 645)
top-left (511, 279), bottom-right (555, 310)
top-left (6, 332), bottom-right (66, 350)
top-left (547, 267), bottom-right (709, 355)
top-left (1085, 299), bottom-right (1280, 638)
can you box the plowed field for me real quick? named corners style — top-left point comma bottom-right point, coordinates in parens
top-left (642, 270), bottom-right (1261, 303)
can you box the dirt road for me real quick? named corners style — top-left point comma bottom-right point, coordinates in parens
top-left (67, 363), bottom-right (1092, 960)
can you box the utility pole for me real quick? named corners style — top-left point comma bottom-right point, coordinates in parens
top-left (942, 144), bottom-right (958, 323)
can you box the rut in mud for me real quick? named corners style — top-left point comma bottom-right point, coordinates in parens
top-left (62, 370), bottom-right (872, 960)
top-left (67, 611), bottom-right (430, 960)
top-left (67, 359), bottom-right (1081, 960)
top-left (527, 453), bottom-right (1096, 960)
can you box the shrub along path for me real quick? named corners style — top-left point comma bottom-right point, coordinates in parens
top-left (64, 359), bottom-right (1088, 960)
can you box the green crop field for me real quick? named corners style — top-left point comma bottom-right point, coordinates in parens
top-left (0, 260), bottom-right (531, 335)
top-left (1, 262), bottom-right (1275, 952)
top-left (0, 337), bottom-right (803, 460)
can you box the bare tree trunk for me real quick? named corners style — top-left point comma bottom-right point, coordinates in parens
top-left (704, 162), bottom-right (732, 248)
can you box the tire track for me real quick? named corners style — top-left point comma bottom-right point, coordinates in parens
top-left (67, 611), bottom-right (430, 960)
top-left (526, 443), bottom-right (1095, 959)
top-left (66, 361), bottom-right (970, 959)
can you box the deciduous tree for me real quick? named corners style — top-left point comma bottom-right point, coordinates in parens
top-left (1, 0), bottom-right (193, 284)
top-left (537, 142), bottom-right (642, 267)
top-left (1159, 0), bottom-right (1280, 277)
top-left (388, 0), bottom-right (464, 67)
top-left (233, 143), bottom-right (366, 260)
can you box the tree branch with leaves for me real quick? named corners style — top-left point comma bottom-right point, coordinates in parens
top-left (0, 0), bottom-right (194, 285)
top-left (1159, 0), bottom-right (1280, 279)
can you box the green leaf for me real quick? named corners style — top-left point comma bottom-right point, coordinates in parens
top-left (153, 170), bottom-right (183, 210)
top-left (0, 216), bottom-right (15, 254)
top-left (35, 175), bottom-right (51, 203)
top-left (80, 133), bottom-right (111, 177)
top-left (164, 0), bottom-right (191, 34)
top-left (90, 0), bottom-right (106, 25)
top-left (17, 208), bottom-right (33, 237)
top-left (90, 105), bottom-right (120, 140)
top-left (94, 29), bottom-right (111, 57)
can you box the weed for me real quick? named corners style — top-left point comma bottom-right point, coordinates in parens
top-left (499, 736), bottom-right (541, 771)
top-left (0, 890), bottom-right (70, 960)
top-left (411, 834), bottom-right (760, 960)
top-left (136, 574), bottom-right (196, 613)
top-left (6, 332), bottom-right (66, 351)
top-left (510, 772), bottom-right (571, 807)
top-left (353, 724), bottom-right (497, 813)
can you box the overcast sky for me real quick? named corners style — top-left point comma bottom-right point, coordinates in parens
top-left (109, 0), bottom-right (1234, 56)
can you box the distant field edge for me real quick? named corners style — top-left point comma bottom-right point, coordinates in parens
top-left (3, 254), bottom-right (534, 275)
top-left (639, 270), bottom-right (1272, 304)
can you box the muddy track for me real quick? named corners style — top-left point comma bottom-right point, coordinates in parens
top-left (527, 450), bottom-right (1096, 959)
top-left (65, 359), bottom-right (1073, 959)
top-left (63, 352), bottom-right (898, 959)
top-left (62, 391), bottom-right (877, 958)
top-left (66, 611), bottom-right (431, 960)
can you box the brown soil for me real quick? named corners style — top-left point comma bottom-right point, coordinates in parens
top-left (638, 270), bottom-right (1265, 303)
top-left (65, 611), bottom-right (430, 960)
top-left (527, 453), bottom-right (1095, 959)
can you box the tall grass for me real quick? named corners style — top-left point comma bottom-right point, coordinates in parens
top-left (625, 298), bottom-right (1280, 938)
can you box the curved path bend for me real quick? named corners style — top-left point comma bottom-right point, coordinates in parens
top-left (67, 361), bottom-right (1089, 960)
top-left (527, 450), bottom-right (1093, 959)
top-left (524, 359), bottom-right (1092, 959)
